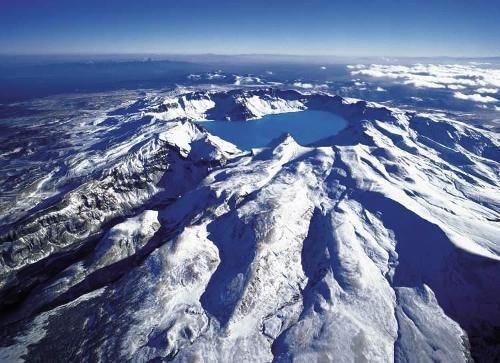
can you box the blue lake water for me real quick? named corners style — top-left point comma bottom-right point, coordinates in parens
top-left (197, 110), bottom-right (347, 150)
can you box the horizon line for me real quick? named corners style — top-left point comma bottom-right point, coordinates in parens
top-left (1, 52), bottom-right (500, 59)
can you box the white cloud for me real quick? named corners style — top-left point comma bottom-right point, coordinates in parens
top-left (447, 84), bottom-right (466, 90)
top-left (476, 87), bottom-right (498, 94)
top-left (293, 82), bottom-right (328, 89)
top-left (349, 63), bottom-right (500, 90)
top-left (403, 79), bottom-right (446, 89)
top-left (188, 72), bottom-right (226, 81)
top-left (320, 66), bottom-right (327, 70)
top-left (453, 92), bottom-right (499, 103)
top-left (346, 64), bottom-right (366, 70)
top-left (234, 75), bottom-right (262, 85)
top-left (206, 72), bottom-right (226, 80)
top-left (293, 82), bottom-right (314, 89)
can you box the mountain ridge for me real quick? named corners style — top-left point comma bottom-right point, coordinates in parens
top-left (0, 87), bottom-right (498, 362)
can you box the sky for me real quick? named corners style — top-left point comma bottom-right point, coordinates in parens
top-left (1, 0), bottom-right (499, 57)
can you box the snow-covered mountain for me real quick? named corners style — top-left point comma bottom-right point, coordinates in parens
top-left (0, 88), bottom-right (499, 362)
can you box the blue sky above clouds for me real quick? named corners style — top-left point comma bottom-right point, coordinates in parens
top-left (1, 0), bottom-right (499, 56)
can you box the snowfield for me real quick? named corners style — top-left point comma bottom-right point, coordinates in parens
top-left (0, 88), bottom-right (499, 362)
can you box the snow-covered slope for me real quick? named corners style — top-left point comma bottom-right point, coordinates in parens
top-left (149, 88), bottom-right (306, 121)
top-left (0, 88), bottom-right (498, 362)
